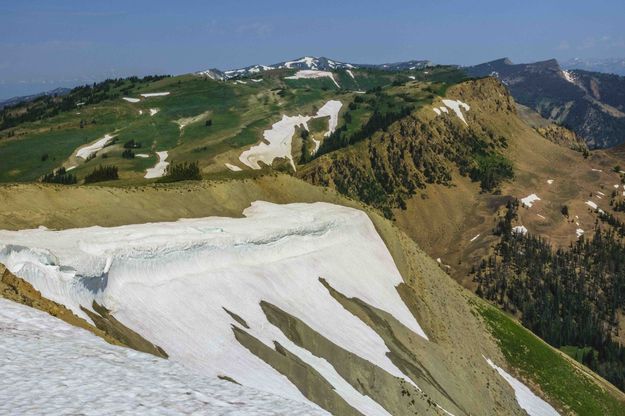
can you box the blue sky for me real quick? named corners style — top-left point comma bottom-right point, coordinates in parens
top-left (1, 0), bottom-right (624, 99)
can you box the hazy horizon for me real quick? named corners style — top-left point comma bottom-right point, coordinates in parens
top-left (2, 0), bottom-right (624, 100)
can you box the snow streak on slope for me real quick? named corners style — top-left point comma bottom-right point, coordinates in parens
top-left (144, 150), bottom-right (169, 178)
top-left (442, 99), bottom-right (470, 125)
top-left (0, 202), bottom-right (427, 412)
top-left (76, 134), bottom-right (114, 159)
top-left (485, 357), bottom-right (560, 416)
top-left (0, 298), bottom-right (328, 416)
top-left (315, 100), bottom-right (343, 137)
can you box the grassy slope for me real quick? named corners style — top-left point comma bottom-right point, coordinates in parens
top-left (476, 301), bottom-right (625, 415)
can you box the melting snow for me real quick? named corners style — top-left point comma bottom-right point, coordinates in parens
top-left (485, 358), bottom-right (559, 416)
top-left (149, 108), bottom-right (159, 116)
top-left (433, 108), bottom-right (441, 116)
top-left (225, 163), bottom-right (242, 172)
top-left (470, 234), bottom-right (480, 242)
top-left (591, 169), bottom-right (603, 172)
top-left (66, 166), bottom-right (76, 171)
top-left (285, 70), bottom-right (340, 88)
top-left (408, 76), bottom-right (416, 80)
top-left (76, 134), bottom-right (114, 159)
top-left (0, 201), bottom-right (428, 412)
top-left (512, 226), bottom-right (528, 235)
top-left (442, 99), bottom-right (471, 125)
top-left (144, 151), bottom-right (169, 179)
top-left (123, 97), bottom-right (140, 103)
top-left (251, 79), bottom-right (263, 83)
top-left (547, 179), bottom-right (554, 185)
top-left (576, 228), bottom-right (585, 238)
top-left (521, 194), bottom-right (541, 208)
top-left (586, 200), bottom-right (598, 210)
top-left (439, 106), bottom-right (448, 113)
top-left (562, 70), bottom-right (576, 84)
top-left (346, 69), bottom-right (355, 79)
top-left (239, 100), bottom-right (342, 170)
top-left (0, 298), bottom-right (327, 416)
top-left (135, 153), bottom-right (149, 158)
top-left (140, 92), bottom-right (170, 98)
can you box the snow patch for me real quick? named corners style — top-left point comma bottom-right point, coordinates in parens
top-left (225, 163), bottom-right (242, 172)
top-left (562, 70), bottom-right (576, 84)
top-left (144, 151), bottom-right (169, 179)
top-left (315, 100), bottom-right (343, 137)
top-left (485, 357), bottom-right (559, 416)
top-left (285, 70), bottom-right (340, 88)
top-left (442, 99), bottom-right (471, 125)
top-left (470, 234), bottom-right (480, 242)
top-left (547, 179), bottom-right (554, 185)
top-left (76, 134), bottom-right (114, 160)
top-left (512, 226), bottom-right (528, 235)
top-left (149, 108), bottom-right (159, 116)
top-left (521, 194), bottom-right (541, 208)
top-left (346, 69), bottom-right (355, 79)
top-left (135, 153), bottom-right (149, 158)
top-left (140, 92), bottom-right (170, 98)
top-left (576, 228), bottom-right (585, 238)
top-left (123, 97), bottom-right (140, 103)
top-left (586, 200), bottom-right (598, 210)
top-left (433, 108), bottom-right (441, 116)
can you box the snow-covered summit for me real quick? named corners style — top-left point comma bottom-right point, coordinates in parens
top-left (196, 56), bottom-right (432, 79)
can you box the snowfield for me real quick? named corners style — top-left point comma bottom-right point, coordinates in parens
top-left (76, 134), bottom-right (114, 159)
top-left (485, 358), bottom-right (560, 416)
top-left (0, 298), bottom-right (328, 416)
top-left (144, 150), bottom-right (169, 179)
top-left (285, 70), bottom-right (340, 88)
top-left (238, 100), bottom-right (342, 170)
top-left (521, 194), bottom-right (541, 208)
top-left (0, 201), bottom-right (428, 414)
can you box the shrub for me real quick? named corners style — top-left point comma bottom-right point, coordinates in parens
top-left (122, 149), bottom-right (135, 159)
top-left (123, 139), bottom-right (142, 149)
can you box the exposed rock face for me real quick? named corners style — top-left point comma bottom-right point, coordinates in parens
top-left (466, 58), bottom-right (625, 148)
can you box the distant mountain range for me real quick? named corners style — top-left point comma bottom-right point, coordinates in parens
top-left (465, 58), bottom-right (625, 148)
top-left (562, 57), bottom-right (625, 76)
top-left (0, 87), bottom-right (71, 110)
top-left (197, 56), bottom-right (432, 80)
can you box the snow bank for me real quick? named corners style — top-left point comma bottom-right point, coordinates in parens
top-left (144, 151), bottom-right (169, 179)
top-left (442, 99), bottom-right (470, 125)
top-left (485, 358), bottom-right (559, 416)
top-left (0, 298), bottom-right (327, 416)
top-left (0, 201), bottom-right (428, 412)
top-left (225, 163), bottom-right (242, 172)
top-left (140, 92), bottom-right (170, 97)
top-left (76, 134), bottom-right (114, 159)
top-left (285, 70), bottom-right (340, 88)
top-left (521, 194), bottom-right (541, 208)
top-left (123, 97), bottom-right (140, 103)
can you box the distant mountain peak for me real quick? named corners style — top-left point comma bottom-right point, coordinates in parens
top-left (196, 56), bottom-right (432, 79)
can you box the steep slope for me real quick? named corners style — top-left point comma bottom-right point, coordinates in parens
top-left (466, 58), bottom-right (625, 148)
top-left (0, 297), bottom-right (327, 415)
top-left (1, 177), bottom-right (624, 414)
